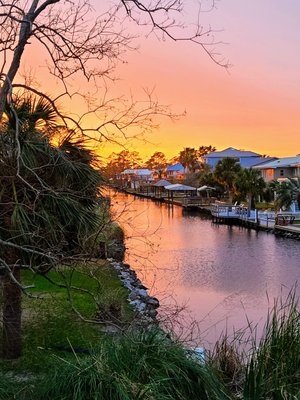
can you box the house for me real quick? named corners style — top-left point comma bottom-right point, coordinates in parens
top-left (120, 168), bottom-right (154, 188)
top-left (253, 156), bottom-right (300, 182)
top-left (166, 163), bottom-right (185, 181)
top-left (203, 147), bottom-right (265, 169)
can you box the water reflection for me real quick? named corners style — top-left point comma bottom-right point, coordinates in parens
top-left (110, 191), bottom-right (300, 344)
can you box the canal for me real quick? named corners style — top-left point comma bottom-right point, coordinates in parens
top-left (111, 191), bottom-right (300, 346)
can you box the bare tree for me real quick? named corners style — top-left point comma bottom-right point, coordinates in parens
top-left (0, 0), bottom-right (227, 118)
top-left (0, 0), bottom-right (227, 359)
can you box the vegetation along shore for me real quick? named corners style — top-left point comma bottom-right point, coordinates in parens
top-left (0, 0), bottom-right (299, 399)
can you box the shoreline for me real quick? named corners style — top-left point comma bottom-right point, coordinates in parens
top-left (108, 258), bottom-right (160, 326)
top-left (115, 187), bottom-right (300, 240)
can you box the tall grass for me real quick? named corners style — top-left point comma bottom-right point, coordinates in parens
top-left (34, 328), bottom-right (231, 400)
top-left (209, 331), bottom-right (245, 395)
top-left (243, 290), bottom-right (300, 399)
top-left (0, 373), bottom-right (36, 400)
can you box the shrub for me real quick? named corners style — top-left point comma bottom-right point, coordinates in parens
top-left (35, 328), bottom-right (230, 400)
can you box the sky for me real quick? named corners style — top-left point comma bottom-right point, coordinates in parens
top-left (98, 0), bottom-right (300, 160)
top-left (17, 0), bottom-right (300, 161)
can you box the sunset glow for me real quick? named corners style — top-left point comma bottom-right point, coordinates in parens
top-left (19, 1), bottom-right (300, 161)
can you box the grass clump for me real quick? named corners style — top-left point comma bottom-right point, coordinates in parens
top-left (0, 372), bottom-right (37, 400)
top-left (243, 291), bottom-right (300, 400)
top-left (209, 332), bottom-right (245, 395)
top-left (209, 290), bottom-right (300, 399)
top-left (34, 328), bottom-right (230, 400)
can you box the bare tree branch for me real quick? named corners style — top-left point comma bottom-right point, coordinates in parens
top-left (0, 0), bottom-right (227, 119)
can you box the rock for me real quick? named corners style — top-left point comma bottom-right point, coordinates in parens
top-left (129, 291), bottom-right (139, 301)
top-left (123, 280), bottom-right (134, 291)
top-left (136, 288), bottom-right (148, 298)
top-left (147, 297), bottom-right (160, 309)
top-left (109, 260), bottom-right (159, 324)
top-left (147, 309), bottom-right (158, 318)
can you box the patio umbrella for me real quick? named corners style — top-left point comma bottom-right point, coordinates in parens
top-left (165, 184), bottom-right (197, 191)
top-left (197, 185), bottom-right (216, 191)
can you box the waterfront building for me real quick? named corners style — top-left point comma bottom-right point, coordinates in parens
top-left (203, 147), bottom-right (269, 169)
top-left (120, 168), bottom-right (154, 189)
top-left (165, 163), bottom-right (185, 181)
top-left (253, 156), bottom-right (300, 182)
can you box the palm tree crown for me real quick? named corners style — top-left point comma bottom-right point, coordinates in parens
top-left (214, 157), bottom-right (241, 200)
top-left (271, 178), bottom-right (300, 211)
top-left (234, 168), bottom-right (265, 209)
top-left (0, 94), bottom-right (103, 359)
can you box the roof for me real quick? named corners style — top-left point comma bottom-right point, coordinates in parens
top-left (121, 169), bottom-right (152, 175)
top-left (250, 157), bottom-right (278, 168)
top-left (253, 156), bottom-right (300, 169)
top-left (153, 179), bottom-right (172, 187)
top-left (166, 163), bottom-right (184, 171)
top-left (205, 147), bottom-right (261, 158)
top-left (165, 183), bottom-right (197, 191)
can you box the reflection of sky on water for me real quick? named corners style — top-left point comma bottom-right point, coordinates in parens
top-left (111, 191), bottom-right (300, 344)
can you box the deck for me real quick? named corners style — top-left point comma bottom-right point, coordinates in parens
top-left (211, 203), bottom-right (300, 235)
top-left (115, 187), bottom-right (300, 236)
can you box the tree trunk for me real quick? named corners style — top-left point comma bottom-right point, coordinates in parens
top-left (226, 185), bottom-right (233, 203)
top-left (2, 266), bottom-right (22, 359)
top-left (247, 194), bottom-right (252, 217)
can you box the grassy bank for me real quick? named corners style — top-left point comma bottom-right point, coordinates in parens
top-left (0, 265), bottom-right (299, 399)
top-left (0, 260), bottom-right (134, 373)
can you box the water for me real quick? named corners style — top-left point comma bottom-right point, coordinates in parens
top-left (110, 191), bottom-right (300, 346)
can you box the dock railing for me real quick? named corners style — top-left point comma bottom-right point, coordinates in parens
top-left (211, 205), bottom-right (300, 229)
top-left (211, 202), bottom-right (248, 218)
top-left (182, 196), bottom-right (215, 207)
top-left (257, 211), bottom-right (276, 228)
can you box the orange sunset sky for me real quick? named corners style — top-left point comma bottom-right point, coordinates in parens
top-left (20, 1), bottom-right (300, 160)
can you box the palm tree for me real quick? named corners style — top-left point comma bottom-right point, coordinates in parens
top-left (214, 158), bottom-right (241, 202)
top-left (0, 94), bottom-right (103, 359)
top-left (270, 178), bottom-right (300, 211)
top-left (178, 147), bottom-right (199, 173)
top-left (234, 168), bottom-right (266, 211)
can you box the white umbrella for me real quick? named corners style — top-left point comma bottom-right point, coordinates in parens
top-left (197, 185), bottom-right (216, 191)
top-left (165, 184), bottom-right (197, 191)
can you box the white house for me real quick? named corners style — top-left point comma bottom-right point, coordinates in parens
top-left (253, 156), bottom-right (300, 182)
top-left (120, 168), bottom-right (154, 188)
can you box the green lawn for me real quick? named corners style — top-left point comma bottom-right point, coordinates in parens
top-left (0, 260), bottom-right (134, 373)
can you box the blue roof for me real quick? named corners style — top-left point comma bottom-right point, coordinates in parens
top-left (250, 157), bottom-right (278, 168)
top-left (166, 163), bottom-right (184, 171)
top-left (205, 147), bottom-right (261, 158)
top-left (253, 156), bottom-right (300, 169)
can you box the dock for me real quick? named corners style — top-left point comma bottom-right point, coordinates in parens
top-left (113, 186), bottom-right (300, 238)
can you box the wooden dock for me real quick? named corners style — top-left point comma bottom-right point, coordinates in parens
top-left (114, 186), bottom-right (300, 238)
